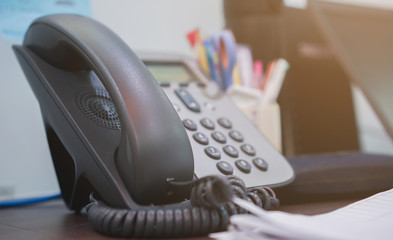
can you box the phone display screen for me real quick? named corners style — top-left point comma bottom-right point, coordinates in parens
top-left (146, 63), bottom-right (195, 83)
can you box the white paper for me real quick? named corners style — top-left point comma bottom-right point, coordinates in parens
top-left (211, 188), bottom-right (393, 240)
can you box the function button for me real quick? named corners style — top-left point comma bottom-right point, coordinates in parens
top-left (193, 132), bottom-right (209, 145)
top-left (200, 118), bottom-right (215, 130)
top-left (160, 82), bottom-right (171, 87)
top-left (197, 82), bottom-right (206, 88)
top-left (229, 130), bottom-right (244, 142)
top-left (204, 146), bottom-right (221, 160)
top-left (175, 89), bottom-right (201, 112)
top-left (179, 83), bottom-right (189, 87)
top-left (253, 157), bottom-right (268, 171)
top-left (182, 119), bottom-right (197, 131)
top-left (223, 145), bottom-right (239, 158)
top-left (241, 144), bottom-right (256, 156)
top-left (204, 102), bottom-right (216, 111)
top-left (189, 102), bottom-right (199, 112)
top-left (235, 160), bottom-right (252, 174)
top-left (216, 161), bottom-right (234, 175)
top-left (211, 131), bottom-right (227, 144)
top-left (217, 117), bottom-right (232, 129)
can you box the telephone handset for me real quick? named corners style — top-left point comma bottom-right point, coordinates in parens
top-left (13, 14), bottom-right (293, 237)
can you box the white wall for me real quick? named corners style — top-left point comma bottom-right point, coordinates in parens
top-left (91, 0), bottom-right (224, 56)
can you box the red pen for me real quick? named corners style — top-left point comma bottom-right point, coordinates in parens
top-left (260, 60), bottom-right (276, 91)
top-left (253, 60), bottom-right (263, 89)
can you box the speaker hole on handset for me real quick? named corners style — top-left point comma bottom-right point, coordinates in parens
top-left (76, 89), bottom-right (121, 130)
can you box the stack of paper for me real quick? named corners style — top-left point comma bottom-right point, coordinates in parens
top-left (211, 188), bottom-right (393, 240)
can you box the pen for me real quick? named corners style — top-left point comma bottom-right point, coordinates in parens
top-left (253, 60), bottom-right (263, 89)
top-left (213, 30), bottom-right (237, 90)
top-left (260, 60), bottom-right (276, 91)
top-left (203, 39), bottom-right (219, 83)
top-left (262, 58), bottom-right (289, 105)
top-left (186, 29), bottom-right (210, 75)
top-left (236, 44), bottom-right (254, 88)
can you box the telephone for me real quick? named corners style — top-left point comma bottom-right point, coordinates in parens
top-left (13, 14), bottom-right (294, 237)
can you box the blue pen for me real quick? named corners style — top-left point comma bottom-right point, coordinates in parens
top-left (203, 39), bottom-right (219, 83)
top-left (212, 30), bottom-right (237, 90)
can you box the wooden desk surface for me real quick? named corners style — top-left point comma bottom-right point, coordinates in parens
top-left (0, 198), bottom-right (357, 240)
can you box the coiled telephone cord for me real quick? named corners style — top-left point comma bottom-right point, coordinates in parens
top-left (85, 175), bottom-right (279, 238)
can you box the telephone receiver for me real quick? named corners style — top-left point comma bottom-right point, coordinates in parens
top-left (13, 14), bottom-right (196, 208)
top-left (13, 14), bottom-right (286, 237)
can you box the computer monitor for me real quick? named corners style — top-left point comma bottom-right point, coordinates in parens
top-left (309, 0), bottom-right (393, 140)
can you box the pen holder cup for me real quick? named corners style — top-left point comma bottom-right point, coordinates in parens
top-left (227, 86), bottom-right (282, 152)
top-left (239, 103), bottom-right (282, 152)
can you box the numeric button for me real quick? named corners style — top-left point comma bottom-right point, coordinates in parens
top-left (211, 131), bottom-right (227, 144)
top-left (182, 119), bottom-right (197, 131)
top-left (200, 118), bottom-right (215, 130)
top-left (235, 160), bottom-right (252, 173)
top-left (253, 157), bottom-right (268, 171)
top-left (193, 132), bottom-right (209, 145)
top-left (223, 145), bottom-right (239, 158)
top-left (217, 117), bottom-right (232, 129)
top-left (216, 161), bottom-right (233, 175)
top-left (205, 146), bottom-right (221, 160)
top-left (241, 144), bottom-right (256, 156)
top-left (229, 130), bottom-right (244, 142)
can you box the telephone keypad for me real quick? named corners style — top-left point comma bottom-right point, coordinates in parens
top-left (183, 114), bottom-right (271, 177)
top-left (229, 130), bottom-right (244, 142)
top-left (200, 118), bottom-right (215, 130)
top-left (182, 119), bottom-right (197, 131)
top-left (217, 117), bottom-right (232, 129)
top-left (235, 159), bottom-right (252, 174)
top-left (159, 63), bottom-right (294, 188)
top-left (240, 144), bottom-right (256, 156)
top-left (211, 131), bottom-right (227, 144)
top-left (182, 115), bottom-right (269, 175)
top-left (223, 145), bottom-right (239, 158)
top-left (193, 132), bottom-right (209, 145)
top-left (216, 161), bottom-right (234, 175)
top-left (204, 146), bottom-right (221, 160)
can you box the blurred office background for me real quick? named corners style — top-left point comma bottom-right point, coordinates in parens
top-left (1, 0), bottom-right (392, 202)
top-left (224, 0), bottom-right (393, 156)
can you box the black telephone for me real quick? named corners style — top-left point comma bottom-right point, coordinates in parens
top-left (13, 14), bottom-right (294, 238)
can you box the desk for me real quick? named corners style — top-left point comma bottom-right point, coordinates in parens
top-left (0, 198), bottom-right (357, 240)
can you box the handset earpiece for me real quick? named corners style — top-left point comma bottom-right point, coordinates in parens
top-left (21, 14), bottom-right (194, 205)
